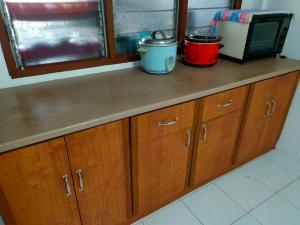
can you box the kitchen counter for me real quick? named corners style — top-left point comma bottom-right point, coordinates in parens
top-left (1, 57), bottom-right (300, 153)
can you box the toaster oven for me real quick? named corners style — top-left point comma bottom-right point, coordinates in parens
top-left (216, 13), bottom-right (292, 62)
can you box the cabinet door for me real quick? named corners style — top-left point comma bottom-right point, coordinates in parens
top-left (65, 120), bottom-right (130, 225)
top-left (235, 72), bottom-right (298, 164)
top-left (133, 129), bottom-right (192, 214)
top-left (0, 138), bottom-right (81, 225)
top-left (262, 73), bottom-right (299, 152)
top-left (191, 111), bottom-right (242, 186)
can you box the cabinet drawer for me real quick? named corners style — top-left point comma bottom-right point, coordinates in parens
top-left (135, 101), bottom-right (195, 143)
top-left (201, 86), bottom-right (248, 121)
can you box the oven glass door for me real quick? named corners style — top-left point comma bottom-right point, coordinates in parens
top-left (244, 15), bottom-right (286, 60)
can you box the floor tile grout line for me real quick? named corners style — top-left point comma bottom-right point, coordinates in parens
top-left (264, 151), bottom-right (300, 176)
top-left (214, 183), bottom-right (249, 212)
top-left (268, 157), bottom-right (299, 176)
top-left (266, 156), bottom-right (299, 176)
top-left (262, 152), bottom-right (299, 175)
top-left (246, 178), bottom-right (300, 219)
top-left (239, 167), bottom-right (276, 193)
top-left (213, 154), bottom-right (300, 223)
top-left (217, 168), bottom-right (300, 224)
top-left (240, 156), bottom-right (299, 193)
top-left (276, 146), bottom-right (300, 159)
top-left (277, 191), bottom-right (300, 212)
top-left (213, 183), bottom-right (253, 224)
top-left (251, 214), bottom-right (263, 225)
top-left (248, 190), bottom-right (300, 225)
top-left (179, 199), bottom-right (205, 225)
top-left (229, 212), bottom-right (263, 225)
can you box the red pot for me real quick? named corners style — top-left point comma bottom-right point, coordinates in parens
top-left (183, 34), bottom-right (223, 66)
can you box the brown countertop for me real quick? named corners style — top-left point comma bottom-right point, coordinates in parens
top-left (1, 58), bottom-right (300, 153)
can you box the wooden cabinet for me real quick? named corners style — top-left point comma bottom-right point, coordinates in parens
top-left (65, 119), bottom-right (131, 225)
top-left (0, 120), bottom-right (131, 225)
top-left (0, 72), bottom-right (298, 225)
top-left (131, 102), bottom-right (196, 214)
top-left (190, 86), bottom-right (247, 186)
top-left (191, 111), bottom-right (243, 186)
top-left (235, 72), bottom-right (299, 164)
top-left (0, 138), bottom-right (81, 225)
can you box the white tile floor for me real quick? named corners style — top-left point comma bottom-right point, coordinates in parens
top-left (132, 149), bottom-right (300, 225)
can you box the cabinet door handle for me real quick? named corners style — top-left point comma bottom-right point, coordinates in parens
top-left (185, 129), bottom-right (191, 148)
top-left (62, 174), bottom-right (72, 197)
top-left (201, 124), bottom-right (207, 142)
top-left (270, 99), bottom-right (276, 115)
top-left (158, 117), bottom-right (178, 127)
top-left (265, 101), bottom-right (272, 116)
top-left (76, 169), bottom-right (84, 192)
top-left (217, 100), bottom-right (233, 108)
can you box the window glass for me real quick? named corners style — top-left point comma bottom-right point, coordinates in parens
top-left (0, 0), bottom-right (107, 68)
top-left (113, 0), bottom-right (178, 56)
top-left (187, 0), bottom-right (233, 34)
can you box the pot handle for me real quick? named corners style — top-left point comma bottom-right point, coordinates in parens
top-left (151, 30), bottom-right (167, 40)
top-left (137, 47), bottom-right (148, 54)
top-left (219, 43), bottom-right (224, 49)
top-left (166, 56), bottom-right (176, 72)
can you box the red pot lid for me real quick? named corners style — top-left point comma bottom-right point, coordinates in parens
top-left (185, 34), bottom-right (222, 43)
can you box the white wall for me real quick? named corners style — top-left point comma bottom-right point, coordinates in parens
top-left (0, 45), bottom-right (139, 89)
top-left (0, 216), bottom-right (4, 225)
top-left (277, 82), bottom-right (300, 157)
top-left (262, 0), bottom-right (300, 60)
top-left (242, 0), bottom-right (264, 9)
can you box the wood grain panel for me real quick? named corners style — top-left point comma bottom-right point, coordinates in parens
top-left (134, 129), bottom-right (191, 214)
top-left (136, 101), bottom-right (195, 143)
top-left (259, 72), bottom-right (299, 154)
top-left (201, 86), bottom-right (247, 122)
top-left (0, 138), bottom-right (81, 225)
top-left (191, 110), bottom-right (243, 186)
top-left (235, 72), bottom-right (298, 164)
top-left (65, 119), bottom-right (130, 225)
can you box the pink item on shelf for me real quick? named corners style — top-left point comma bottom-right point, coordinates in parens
top-left (240, 12), bottom-right (249, 23)
top-left (222, 10), bottom-right (232, 20)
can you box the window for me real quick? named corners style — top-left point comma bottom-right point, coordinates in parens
top-left (112, 0), bottom-right (179, 56)
top-left (0, 0), bottom-right (106, 68)
top-left (187, 0), bottom-right (234, 34)
top-left (0, 0), bottom-right (241, 78)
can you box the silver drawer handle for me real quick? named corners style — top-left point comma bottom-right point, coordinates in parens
top-left (201, 124), bottom-right (207, 142)
top-left (185, 129), bottom-right (191, 148)
top-left (62, 174), bottom-right (72, 197)
top-left (270, 99), bottom-right (276, 115)
top-left (217, 100), bottom-right (233, 108)
top-left (265, 101), bottom-right (272, 116)
top-left (158, 117), bottom-right (178, 127)
top-left (76, 169), bottom-right (84, 192)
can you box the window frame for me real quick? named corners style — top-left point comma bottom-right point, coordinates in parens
top-left (0, 0), bottom-right (241, 78)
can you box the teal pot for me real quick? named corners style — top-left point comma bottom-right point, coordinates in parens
top-left (138, 31), bottom-right (177, 75)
